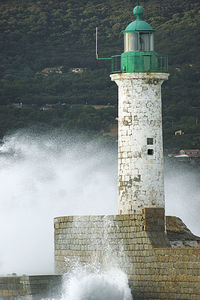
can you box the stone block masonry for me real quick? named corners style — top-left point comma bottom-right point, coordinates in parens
top-left (54, 208), bottom-right (200, 300)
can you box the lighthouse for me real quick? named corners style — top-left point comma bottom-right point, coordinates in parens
top-left (110, 6), bottom-right (169, 214)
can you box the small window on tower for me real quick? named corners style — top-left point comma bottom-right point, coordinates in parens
top-left (147, 149), bottom-right (154, 155)
top-left (147, 138), bottom-right (153, 145)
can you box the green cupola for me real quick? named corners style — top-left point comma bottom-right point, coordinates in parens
top-left (124, 6), bottom-right (153, 33)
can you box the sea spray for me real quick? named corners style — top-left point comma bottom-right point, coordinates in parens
top-left (61, 216), bottom-right (132, 300)
top-left (61, 267), bottom-right (132, 300)
top-left (40, 268), bottom-right (132, 300)
top-left (165, 158), bottom-right (200, 236)
top-left (64, 215), bottom-right (127, 271)
top-left (0, 131), bottom-right (199, 276)
top-left (0, 132), bottom-right (117, 275)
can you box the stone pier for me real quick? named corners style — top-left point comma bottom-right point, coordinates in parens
top-left (0, 275), bottom-right (62, 299)
top-left (54, 208), bottom-right (200, 300)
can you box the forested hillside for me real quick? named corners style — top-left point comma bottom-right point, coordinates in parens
top-left (0, 0), bottom-right (200, 151)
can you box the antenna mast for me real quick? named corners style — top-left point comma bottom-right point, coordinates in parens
top-left (96, 27), bottom-right (98, 59)
top-left (95, 27), bottom-right (111, 60)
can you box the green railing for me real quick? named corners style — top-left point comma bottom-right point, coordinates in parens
top-left (111, 53), bottom-right (168, 74)
top-left (111, 55), bottom-right (121, 73)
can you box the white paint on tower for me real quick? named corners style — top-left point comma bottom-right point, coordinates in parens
top-left (111, 72), bottom-right (169, 214)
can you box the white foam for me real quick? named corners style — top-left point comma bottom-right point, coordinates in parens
top-left (61, 267), bottom-right (132, 300)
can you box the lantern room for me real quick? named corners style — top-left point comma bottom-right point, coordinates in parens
top-left (110, 6), bottom-right (168, 74)
top-left (123, 6), bottom-right (154, 53)
top-left (97, 5), bottom-right (168, 73)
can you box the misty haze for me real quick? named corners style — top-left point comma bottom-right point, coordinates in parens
top-left (0, 131), bottom-right (199, 276)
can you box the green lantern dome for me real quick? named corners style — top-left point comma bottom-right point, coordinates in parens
top-left (123, 6), bottom-right (154, 33)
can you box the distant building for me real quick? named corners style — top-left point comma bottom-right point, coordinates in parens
top-left (41, 66), bottom-right (63, 76)
top-left (168, 149), bottom-right (200, 158)
top-left (179, 149), bottom-right (200, 157)
top-left (175, 129), bottom-right (184, 136)
top-left (69, 68), bottom-right (86, 74)
top-left (40, 104), bottom-right (53, 111)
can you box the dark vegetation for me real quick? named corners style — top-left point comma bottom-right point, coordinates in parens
top-left (0, 0), bottom-right (200, 151)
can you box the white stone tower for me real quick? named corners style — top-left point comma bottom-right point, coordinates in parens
top-left (110, 6), bottom-right (169, 214)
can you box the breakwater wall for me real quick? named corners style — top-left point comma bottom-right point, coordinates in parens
top-left (54, 208), bottom-right (200, 300)
top-left (0, 275), bottom-right (62, 299)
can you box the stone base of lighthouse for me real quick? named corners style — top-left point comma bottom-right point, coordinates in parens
top-left (54, 208), bottom-right (200, 300)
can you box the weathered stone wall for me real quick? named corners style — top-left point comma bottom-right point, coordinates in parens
top-left (54, 208), bottom-right (200, 300)
top-left (110, 73), bottom-right (169, 214)
top-left (0, 275), bottom-right (62, 299)
top-left (129, 247), bottom-right (200, 300)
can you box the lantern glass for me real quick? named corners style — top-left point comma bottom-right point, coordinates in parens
top-left (124, 33), bottom-right (138, 52)
top-left (124, 32), bottom-right (154, 52)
